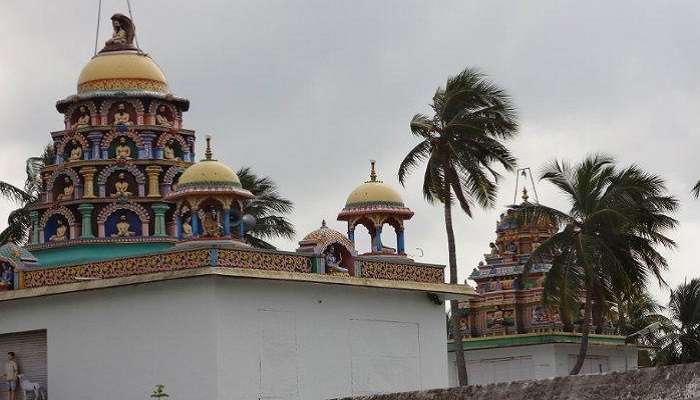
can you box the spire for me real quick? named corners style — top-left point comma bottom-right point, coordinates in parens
top-left (367, 160), bottom-right (382, 183)
top-left (321, 219), bottom-right (327, 228)
top-left (205, 135), bottom-right (213, 160)
top-left (522, 188), bottom-right (529, 203)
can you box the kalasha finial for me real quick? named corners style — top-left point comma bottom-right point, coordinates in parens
top-left (321, 219), bottom-right (327, 228)
top-left (522, 187), bottom-right (529, 202)
top-left (205, 135), bottom-right (213, 160)
top-left (367, 160), bottom-right (382, 183)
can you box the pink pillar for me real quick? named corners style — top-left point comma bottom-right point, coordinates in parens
top-left (98, 224), bottom-right (105, 238)
top-left (142, 223), bottom-right (149, 237)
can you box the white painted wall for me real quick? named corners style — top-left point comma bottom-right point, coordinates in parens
top-left (0, 276), bottom-right (448, 400)
top-left (448, 341), bottom-right (637, 386)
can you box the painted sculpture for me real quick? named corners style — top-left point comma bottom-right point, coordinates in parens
top-left (113, 104), bottom-right (133, 126)
top-left (73, 106), bottom-right (91, 129)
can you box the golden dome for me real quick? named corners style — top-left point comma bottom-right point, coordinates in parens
top-left (77, 51), bottom-right (169, 94)
top-left (178, 160), bottom-right (241, 186)
top-left (345, 161), bottom-right (404, 207)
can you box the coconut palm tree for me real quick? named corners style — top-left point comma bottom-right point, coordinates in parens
top-left (236, 166), bottom-right (295, 249)
top-left (517, 154), bottom-right (678, 374)
top-left (398, 67), bottom-right (518, 385)
top-left (654, 278), bottom-right (700, 365)
top-left (0, 143), bottom-right (54, 245)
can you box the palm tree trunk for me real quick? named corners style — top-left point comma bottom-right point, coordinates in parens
top-left (444, 184), bottom-right (468, 386)
top-left (570, 292), bottom-right (593, 375)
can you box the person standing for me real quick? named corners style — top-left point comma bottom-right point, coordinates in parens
top-left (3, 352), bottom-right (18, 400)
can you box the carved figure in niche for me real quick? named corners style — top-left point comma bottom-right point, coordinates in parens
top-left (323, 244), bottom-right (348, 275)
top-left (112, 173), bottom-right (132, 197)
top-left (115, 137), bottom-right (133, 160)
top-left (202, 210), bottom-right (221, 237)
top-left (505, 241), bottom-right (517, 253)
top-left (68, 139), bottom-right (83, 161)
top-left (489, 242), bottom-right (500, 255)
top-left (113, 103), bottom-right (133, 126)
top-left (104, 14), bottom-right (135, 50)
top-left (50, 220), bottom-right (68, 241)
top-left (112, 215), bottom-right (135, 237)
top-left (56, 177), bottom-right (74, 201)
top-left (503, 310), bottom-right (515, 327)
top-left (182, 216), bottom-right (193, 237)
top-left (164, 139), bottom-right (179, 160)
top-left (0, 263), bottom-right (13, 290)
top-left (155, 105), bottom-right (172, 127)
top-left (73, 106), bottom-right (91, 129)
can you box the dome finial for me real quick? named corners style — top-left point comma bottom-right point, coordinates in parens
top-left (367, 160), bottom-right (382, 183)
top-left (321, 219), bottom-right (327, 228)
top-left (522, 187), bottom-right (529, 202)
top-left (205, 135), bottom-right (213, 160)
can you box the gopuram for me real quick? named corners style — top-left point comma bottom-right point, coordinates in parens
top-left (0, 13), bottom-right (473, 400)
top-left (447, 188), bottom-right (635, 385)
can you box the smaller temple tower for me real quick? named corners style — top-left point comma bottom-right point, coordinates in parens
top-left (337, 161), bottom-right (413, 257)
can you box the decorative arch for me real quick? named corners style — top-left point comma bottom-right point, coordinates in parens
top-left (97, 202), bottom-right (151, 224)
top-left (99, 99), bottom-right (145, 116)
top-left (64, 102), bottom-right (98, 128)
top-left (56, 133), bottom-right (89, 156)
top-left (46, 168), bottom-right (81, 192)
top-left (155, 132), bottom-right (188, 149)
top-left (97, 164), bottom-right (146, 185)
top-left (100, 129), bottom-right (144, 149)
top-left (162, 165), bottom-right (185, 185)
top-left (40, 206), bottom-right (76, 227)
top-left (146, 100), bottom-right (178, 116)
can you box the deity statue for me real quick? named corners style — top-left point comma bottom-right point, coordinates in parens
top-left (68, 140), bottom-right (83, 161)
top-left (49, 220), bottom-right (68, 241)
top-left (113, 103), bottom-right (133, 126)
top-left (102, 14), bottom-right (137, 52)
top-left (324, 250), bottom-right (348, 275)
top-left (56, 177), bottom-right (74, 201)
top-left (182, 217), bottom-right (193, 237)
top-left (155, 105), bottom-right (172, 128)
top-left (73, 106), bottom-right (91, 129)
top-left (0, 264), bottom-right (13, 290)
top-left (488, 242), bottom-right (500, 255)
top-left (115, 137), bottom-right (133, 160)
top-left (202, 210), bottom-right (221, 237)
top-left (163, 139), bottom-right (178, 160)
top-left (113, 215), bottom-right (135, 237)
top-left (112, 173), bottom-right (132, 197)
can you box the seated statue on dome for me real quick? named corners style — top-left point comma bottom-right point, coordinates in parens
top-left (182, 217), bottom-right (193, 237)
top-left (73, 106), bottom-right (91, 129)
top-left (102, 14), bottom-right (136, 52)
top-left (202, 210), bottom-right (221, 237)
top-left (49, 220), bottom-right (68, 241)
top-left (112, 173), bottom-right (132, 197)
top-left (115, 137), bottom-right (133, 160)
top-left (113, 104), bottom-right (133, 126)
top-left (68, 140), bottom-right (83, 161)
top-left (56, 177), bottom-right (74, 201)
top-left (112, 215), bottom-right (135, 237)
top-left (164, 139), bottom-right (179, 160)
top-left (156, 105), bottom-right (173, 128)
top-left (324, 246), bottom-right (348, 275)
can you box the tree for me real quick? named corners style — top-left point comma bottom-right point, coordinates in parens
top-left (0, 143), bottom-right (53, 245)
top-left (517, 155), bottom-right (678, 374)
top-left (398, 67), bottom-right (518, 385)
top-left (654, 278), bottom-right (700, 365)
top-left (236, 166), bottom-right (295, 249)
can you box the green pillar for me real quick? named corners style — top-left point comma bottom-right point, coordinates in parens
top-left (78, 203), bottom-right (95, 238)
top-left (152, 203), bottom-right (170, 237)
top-left (30, 211), bottom-right (39, 244)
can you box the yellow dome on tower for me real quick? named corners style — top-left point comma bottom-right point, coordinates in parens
top-left (344, 161), bottom-right (405, 207)
top-left (178, 160), bottom-right (241, 186)
top-left (77, 51), bottom-right (169, 94)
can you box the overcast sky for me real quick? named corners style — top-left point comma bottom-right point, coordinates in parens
top-left (1, 0), bottom-right (699, 303)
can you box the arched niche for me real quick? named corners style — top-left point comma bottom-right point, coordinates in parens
top-left (97, 202), bottom-right (150, 238)
top-left (161, 165), bottom-right (184, 196)
top-left (197, 198), bottom-right (226, 238)
top-left (40, 207), bottom-right (76, 243)
top-left (101, 100), bottom-right (143, 126)
top-left (48, 169), bottom-right (81, 202)
top-left (321, 242), bottom-right (355, 275)
top-left (97, 165), bottom-right (146, 198)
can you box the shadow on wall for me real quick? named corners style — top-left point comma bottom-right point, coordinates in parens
top-left (330, 362), bottom-right (700, 400)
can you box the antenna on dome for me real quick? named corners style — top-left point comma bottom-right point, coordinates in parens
top-left (126, 0), bottom-right (140, 50)
top-left (93, 0), bottom-right (103, 56)
top-left (513, 167), bottom-right (539, 204)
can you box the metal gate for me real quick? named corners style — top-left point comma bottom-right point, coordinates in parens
top-left (0, 330), bottom-right (47, 397)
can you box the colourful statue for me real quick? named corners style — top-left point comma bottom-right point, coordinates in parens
top-left (68, 140), bottom-right (83, 161)
top-left (56, 177), bottom-right (74, 201)
top-left (115, 137), bottom-right (132, 159)
top-left (202, 210), bottom-right (221, 237)
top-left (113, 173), bottom-right (132, 197)
top-left (50, 220), bottom-right (68, 241)
top-left (324, 246), bottom-right (348, 275)
top-left (163, 139), bottom-right (177, 160)
top-left (104, 14), bottom-right (135, 49)
top-left (182, 217), bottom-right (193, 237)
top-left (73, 106), bottom-right (91, 129)
top-left (113, 215), bottom-right (135, 237)
top-left (155, 105), bottom-right (172, 127)
top-left (113, 103), bottom-right (133, 126)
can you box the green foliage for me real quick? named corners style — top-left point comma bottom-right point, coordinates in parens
top-left (150, 384), bottom-right (169, 398)
top-left (516, 154), bottom-right (678, 374)
top-left (654, 278), bottom-right (700, 365)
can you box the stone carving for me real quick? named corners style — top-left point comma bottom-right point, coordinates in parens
top-left (163, 139), bottom-right (178, 160)
top-left (202, 210), bottom-right (221, 237)
top-left (113, 173), bottom-right (132, 197)
top-left (68, 140), bottom-right (83, 161)
top-left (115, 137), bottom-right (133, 159)
top-left (182, 217), bottom-right (193, 237)
top-left (155, 105), bottom-right (172, 127)
top-left (113, 104), bottom-right (133, 126)
top-left (49, 220), bottom-right (68, 241)
top-left (112, 215), bottom-right (135, 237)
top-left (102, 14), bottom-right (137, 52)
top-left (56, 177), bottom-right (74, 201)
top-left (73, 106), bottom-right (91, 129)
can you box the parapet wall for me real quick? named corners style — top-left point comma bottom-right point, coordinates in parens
top-left (333, 363), bottom-right (700, 400)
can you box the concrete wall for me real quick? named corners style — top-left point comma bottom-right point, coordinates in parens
top-left (448, 341), bottom-right (636, 386)
top-left (333, 362), bottom-right (700, 400)
top-left (0, 276), bottom-right (448, 400)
